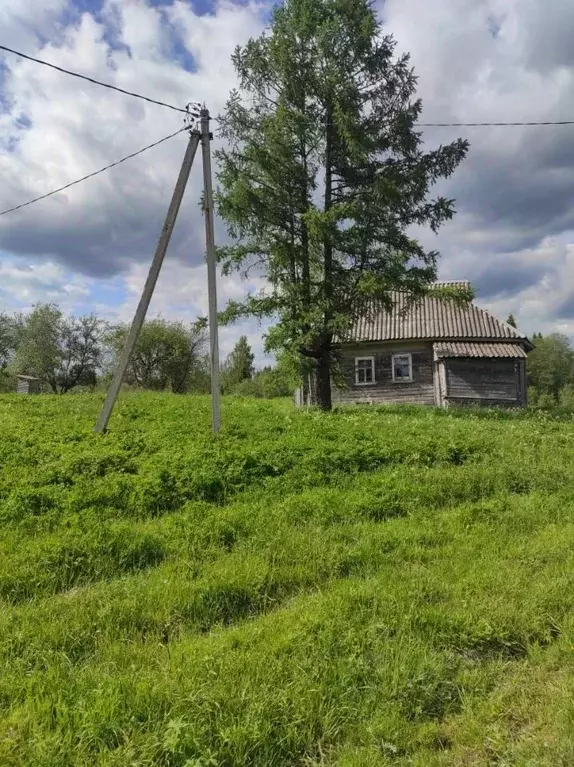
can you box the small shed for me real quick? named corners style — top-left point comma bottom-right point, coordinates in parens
top-left (16, 375), bottom-right (42, 395)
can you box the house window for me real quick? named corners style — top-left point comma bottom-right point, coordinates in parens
top-left (355, 357), bottom-right (375, 385)
top-left (392, 353), bottom-right (413, 382)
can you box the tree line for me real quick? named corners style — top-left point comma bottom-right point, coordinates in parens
top-left (1, 303), bottom-right (572, 406)
top-left (0, 303), bottom-right (297, 398)
top-left (504, 314), bottom-right (574, 406)
top-left (526, 332), bottom-right (574, 408)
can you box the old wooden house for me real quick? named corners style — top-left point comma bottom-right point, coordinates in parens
top-left (296, 282), bottom-right (533, 408)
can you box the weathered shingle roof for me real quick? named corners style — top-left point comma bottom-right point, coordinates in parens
top-left (343, 284), bottom-right (532, 349)
top-left (434, 341), bottom-right (527, 359)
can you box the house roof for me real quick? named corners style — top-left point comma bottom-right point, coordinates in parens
top-left (342, 283), bottom-right (532, 350)
top-left (434, 341), bottom-right (527, 359)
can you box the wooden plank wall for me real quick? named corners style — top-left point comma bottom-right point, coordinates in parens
top-left (518, 358), bottom-right (527, 406)
top-left (16, 378), bottom-right (41, 394)
top-left (332, 343), bottom-right (435, 405)
top-left (299, 345), bottom-right (528, 409)
top-left (444, 358), bottom-right (521, 405)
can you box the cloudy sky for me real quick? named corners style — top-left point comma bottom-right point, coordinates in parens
top-left (1, 0), bottom-right (574, 363)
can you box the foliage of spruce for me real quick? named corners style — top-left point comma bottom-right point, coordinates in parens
top-left (216, 0), bottom-right (469, 408)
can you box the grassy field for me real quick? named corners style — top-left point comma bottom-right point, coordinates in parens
top-left (0, 393), bottom-right (573, 766)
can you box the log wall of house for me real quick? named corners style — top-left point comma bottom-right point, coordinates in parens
top-left (443, 358), bottom-right (524, 407)
top-left (332, 342), bottom-right (436, 405)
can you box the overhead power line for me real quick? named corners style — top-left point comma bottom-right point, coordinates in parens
top-left (235, 90), bottom-right (574, 128)
top-left (218, 113), bottom-right (574, 129)
top-left (0, 128), bottom-right (188, 217)
top-left (419, 120), bottom-right (574, 127)
top-left (218, 111), bottom-right (574, 129)
top-left (2, 44), bottom-right (572, 128)
top-left (0, 44), bottom-right (196, 115)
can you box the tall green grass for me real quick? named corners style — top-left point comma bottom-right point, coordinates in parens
top-left (0, 393), bottom-right (573, 765)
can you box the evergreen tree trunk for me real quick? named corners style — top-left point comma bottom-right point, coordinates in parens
top-left (300, 139), bottom-right (311, 307)
top-left (316, 106), bottom-right (335, 410)
top-left (316, 349), bottom-right (332, 410)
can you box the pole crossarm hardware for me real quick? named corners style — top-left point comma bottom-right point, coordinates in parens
top-left (94, 128), bottom-right (201, 433)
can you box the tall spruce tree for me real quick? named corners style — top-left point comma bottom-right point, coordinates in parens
top-left (216, 0), bottom-right (469, 409)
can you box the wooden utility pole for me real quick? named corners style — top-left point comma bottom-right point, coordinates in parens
top-left (94, 129), bottom-right (200, 433)
top-left (200, 107), bottom-right (221, 433)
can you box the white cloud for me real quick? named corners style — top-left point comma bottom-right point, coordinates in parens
top-left (0, 0), bottom-right (266, 277)
top-left (476, 239), bottom-right (574, 337)
top-left (379, 0), bottom-right (574, 337)
top-left (0, 257), bottom-right (90, 313)
top-left (0, 0), bottom-right (67, 51)
top-left (113, 257), bottom-right (270, 362)
top-left (2, 0), bottom-right (574, 349)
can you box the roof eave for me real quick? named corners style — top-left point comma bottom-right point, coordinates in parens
top-left (338, 335), bottom-right (534, 348)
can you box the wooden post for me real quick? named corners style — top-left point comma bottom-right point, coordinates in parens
top-left (200, 107), bottom-right (221, 433)
top-left (438, 360), bottom-right (448, 408)
top-left (94, 130), bottom-right (201, 433)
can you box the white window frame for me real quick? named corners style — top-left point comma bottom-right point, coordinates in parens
top-left (355, 356), bottom-right (376, 386)
top-left (391, 353), bottom-right (413, 383)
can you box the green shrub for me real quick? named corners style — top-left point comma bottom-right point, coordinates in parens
top-left (558, 384), bottom-right (574, 409)
top-left (232, 368), bottom-right (294, 398)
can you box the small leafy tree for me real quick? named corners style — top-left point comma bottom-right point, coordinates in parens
top-left (559, 384), bottom-right (574, 410)
top-left (527, 333), bottom-right (574, 402)
top-left (0, 313), bottom-right (18, 392)
top-left (216, 0), bottom-right (469, 409)
top-left (13, 304), bottom-right (105, 393)
top-left (222, 335), bottom-right (255, 392)
top-left (0, 312), bottom-right (16, 369)
top-left (12, 304), bottom-right (61, 389)
top-left (234, 365), bottom-right (296, 398)
top-left (107, 319), bottom-right (206, 393)
top-left (188, 354), bottom-right (212, 394)
top-left (59, 315), bottom-right (106, 392)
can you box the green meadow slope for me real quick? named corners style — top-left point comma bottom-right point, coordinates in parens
top-left (0, 393), bottom-right (573, 766)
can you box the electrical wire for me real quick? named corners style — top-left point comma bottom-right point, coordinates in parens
top-left (216, 112), bottom-right (574, 128)
top-left (0, 128), bottom-right (189, 217)
top-left (0, 44), bottom-right (197, 115)
top-left (3, 44), bottom-right (572, 128)
top-left (419, 120), bottom-right (574, 127)
top-left (230, 91), bottom-right (574, 128)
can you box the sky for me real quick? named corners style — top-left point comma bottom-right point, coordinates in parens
top-left (1, 0), bottom-right (574, 365)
